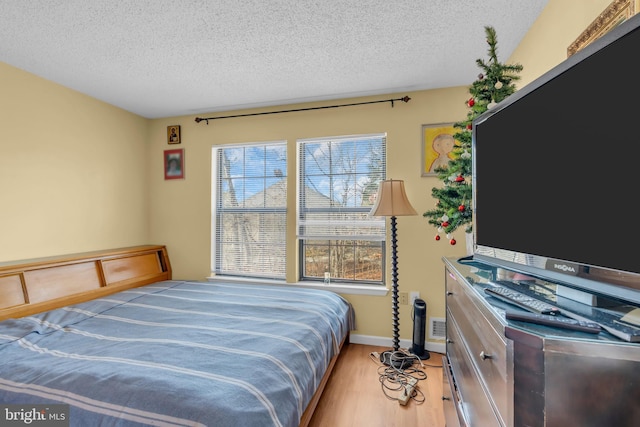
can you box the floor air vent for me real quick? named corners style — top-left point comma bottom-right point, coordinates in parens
top-left (429, 317), bottom-right (446, 340)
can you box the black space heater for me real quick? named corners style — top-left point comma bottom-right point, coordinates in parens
top-left (411, 298), bottom-right (430, 360)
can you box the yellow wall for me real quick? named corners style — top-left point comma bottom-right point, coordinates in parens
top-left (0, 62), bottom-right (150, 261)
top-left (1, 0), bottom-right (614, 345)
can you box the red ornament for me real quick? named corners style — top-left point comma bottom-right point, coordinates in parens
top-left (455, 175), bottom-right (464, 182)
top-left (441, 221), bottom-right (449, 227)
top-left (435, 235), bottom-right (441, 241)
top-left (467, 98), bottom-right (475, 107)
top-left (450, 238), bottom-right (457, 245)
top-left (458, 204), bottom-right (465, 212)
top-left (466, 123), bottom-right (472, 130)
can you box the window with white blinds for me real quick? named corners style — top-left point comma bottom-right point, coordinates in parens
top-left (297, 134), bottom-right (386, 284)
top-left (212, 142), bottom-right (287, 279)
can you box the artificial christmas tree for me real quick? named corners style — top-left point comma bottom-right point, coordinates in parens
top-left (424, 26), bottom-right (523, 245)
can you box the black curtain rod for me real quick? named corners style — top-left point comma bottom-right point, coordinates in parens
top-left (194, 95), bottom-right (411, 124)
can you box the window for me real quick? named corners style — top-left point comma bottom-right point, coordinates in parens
top-left (212, 142), bottom-right (287, 279)
top-left (297, 134), bottom-right (386, 284)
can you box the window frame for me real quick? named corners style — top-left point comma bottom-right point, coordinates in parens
top-left (297, 133), bottom-right (387, 285)
top-left (211, 141), bottom-right (288, 279)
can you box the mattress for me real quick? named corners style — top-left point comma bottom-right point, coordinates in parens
top-left (0, 280), bottom-right (353, 426)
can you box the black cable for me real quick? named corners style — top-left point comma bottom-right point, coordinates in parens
top-left (371, 349), bottom-right (429, 404)
top-left (457, 255), bottom-right (475, 263)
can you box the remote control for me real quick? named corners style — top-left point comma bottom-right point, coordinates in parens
top-left (506, 310), bottom-right (602, 334)
top-left (484, 285), bottom-right (560, 315)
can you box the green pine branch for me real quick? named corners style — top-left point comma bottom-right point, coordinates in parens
top-left (424, 26), bottom-right (522, 243)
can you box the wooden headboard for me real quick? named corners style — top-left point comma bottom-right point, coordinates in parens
top-left (0, 245), bottom-right (171, 321)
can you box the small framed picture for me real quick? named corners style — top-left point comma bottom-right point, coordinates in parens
top-left (167, 125), bottom-right (181, 144)
top-left (164, 149), bottom-right (184, 180)
top-left (422, 123), bottom-right (457, 176)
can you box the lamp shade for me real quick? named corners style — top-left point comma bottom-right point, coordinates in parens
top-left (369, 179), bottom-right (417, 217)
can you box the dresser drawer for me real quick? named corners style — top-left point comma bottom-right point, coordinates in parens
top-left (447, 311), bottom-right (502, 426)
top-left (447, 273), bottom-right (510, 425)
top-left (442, 356), bottom-right (463, 427)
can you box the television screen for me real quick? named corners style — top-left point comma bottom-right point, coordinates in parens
top-left (472, 14), bottom-right (640, 304)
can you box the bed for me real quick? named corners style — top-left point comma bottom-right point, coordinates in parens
top-left (0, 245), bottom-right (352, 427)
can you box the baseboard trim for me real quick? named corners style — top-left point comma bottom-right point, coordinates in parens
top-left (349, 333), bottom-right (446, 355)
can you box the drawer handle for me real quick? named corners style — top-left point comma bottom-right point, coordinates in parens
top-left (446, 339), bottom-right (453, 344)
top-left (479, 351), bottom-right (492, 360)
top-left (442, 396), bottom-right (451, 401)
top-left (446, 291), bottom-right (453, 296)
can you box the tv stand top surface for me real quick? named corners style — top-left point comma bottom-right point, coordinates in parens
top-left (447, 257), bottom-right (640, 344)
top-left (490, 279), bottom-right (640, 342)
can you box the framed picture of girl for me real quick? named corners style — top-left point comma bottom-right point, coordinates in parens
top-left (422, 123), bottom-right (456, 176)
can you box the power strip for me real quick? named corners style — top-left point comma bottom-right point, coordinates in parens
top-left (398, 377), bottom-right (418, 406)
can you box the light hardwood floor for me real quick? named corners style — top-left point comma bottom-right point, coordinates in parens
top-left (308, 343), bottom-right (446, 427)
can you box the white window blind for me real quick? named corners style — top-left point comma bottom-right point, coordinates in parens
top-left (297, 134), bottom-right (386, 241)
top-left (212, 142), bottom-right (287, 279)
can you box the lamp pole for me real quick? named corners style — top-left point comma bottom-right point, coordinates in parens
top-left (390, 215), bottom-right (400, 351)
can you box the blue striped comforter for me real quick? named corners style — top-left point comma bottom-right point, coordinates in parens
top-left (0, 280), bottom-right (353, 426)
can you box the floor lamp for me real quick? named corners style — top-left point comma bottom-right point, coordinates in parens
top-left (370, 179), bottom-right (417, 370)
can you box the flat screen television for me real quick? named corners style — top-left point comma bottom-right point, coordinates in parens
top-left (472, 13), bottom-right (640, 305)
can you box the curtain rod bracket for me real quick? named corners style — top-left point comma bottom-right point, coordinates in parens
top-left (194, 95), bottom-right (410, 124)
top-left (392, 96), bottom-right (411, 108)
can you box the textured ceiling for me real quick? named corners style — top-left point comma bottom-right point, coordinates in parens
top-left (0, 0), bottom-right (548, 119)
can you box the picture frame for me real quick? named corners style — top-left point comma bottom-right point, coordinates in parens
top-left (422, 123), bottom-right (457, 176)
top-left (567, 0), bottom-right (639, 56)
top-left (164, 149), bottom-right (184, 180)
top-left (167, 125), bottom-right (181, 144)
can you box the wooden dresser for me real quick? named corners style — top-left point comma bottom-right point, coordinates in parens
top-left (442, 257), bottom-right (640, 427)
